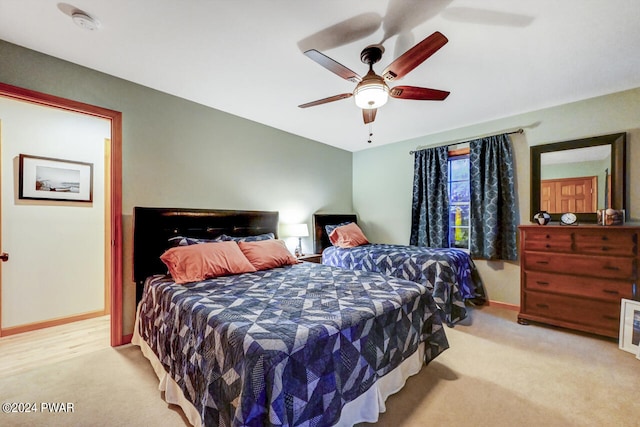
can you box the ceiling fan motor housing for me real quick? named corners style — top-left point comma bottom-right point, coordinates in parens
top-left (360, 45), bottom-right (384, 65)
top-left (354, 45), bottom-right (389, 109)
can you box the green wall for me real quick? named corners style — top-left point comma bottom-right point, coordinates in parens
top-left (354, 88), bottom-right (640, 306)
top-left (0, 40), bottom-right (354, 334)
top-left (4, 37), bottom-right (639, 324)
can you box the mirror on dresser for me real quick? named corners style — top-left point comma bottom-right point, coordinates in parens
top-left (530, 132), bottom-right (626, 223)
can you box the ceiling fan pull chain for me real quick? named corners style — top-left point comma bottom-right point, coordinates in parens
top-left (368, 123), bottom-right (373, 144)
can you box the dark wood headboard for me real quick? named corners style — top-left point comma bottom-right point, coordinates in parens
top-left (312, 213), bottom-right (358, 254)
top-left (133, 207), bottom-right (279, 303)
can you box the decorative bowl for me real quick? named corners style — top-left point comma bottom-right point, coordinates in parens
top-left (533, 211), bottom-right (551, 225)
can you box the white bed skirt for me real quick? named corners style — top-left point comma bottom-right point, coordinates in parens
top-left (132, 309), bottom-right (425, 427)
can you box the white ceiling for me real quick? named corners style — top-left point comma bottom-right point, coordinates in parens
top-left (1, 1), bottom-right (639, 152)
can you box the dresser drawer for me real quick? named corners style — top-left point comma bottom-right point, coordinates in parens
top-left (524, 270), bottom-right (634, 301)
top-left (522, 291), bottom-right (620, 333)
top-left (524, 252), bottom-right (635, 280)
top-left (524, 240), bottom-right (573, 252)
top-left (523, 230), bottom-right (573, 252)
top-left (574, 230), bottom-right (637, 257)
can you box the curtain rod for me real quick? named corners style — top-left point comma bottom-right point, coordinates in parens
top-left (409, 128), bottom-right (524, 155)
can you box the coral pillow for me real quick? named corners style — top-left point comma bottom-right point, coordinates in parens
top-left (325, 222), bottom-right (352, 236)
top-left (329, 222), bottom-right (369, 248)
top-left (238, 239), bottom-right (299, 271)
top-left (160, 241), bottom-right (256, 284)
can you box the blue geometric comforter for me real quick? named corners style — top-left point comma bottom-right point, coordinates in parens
top-left (322, 244), bottom-right (486, 326)
top-left (136, 262), bottom-right (449, 427)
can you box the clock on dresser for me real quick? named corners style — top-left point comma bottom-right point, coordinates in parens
top-left (560, 212), bottom-right (578, 226)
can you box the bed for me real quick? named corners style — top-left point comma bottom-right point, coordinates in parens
top-left (131, 207), bottom-right (449, 427)
top-left (313, 213), bottom-right (486, 326)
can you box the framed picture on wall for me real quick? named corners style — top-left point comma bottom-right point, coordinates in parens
top-left (19, 154), bottom-right (93, 202)
top-left (619, 298), bottom-right (640, 354)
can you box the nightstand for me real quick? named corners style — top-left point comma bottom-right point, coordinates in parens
top-left (297, 253), bottom-right (322, 264)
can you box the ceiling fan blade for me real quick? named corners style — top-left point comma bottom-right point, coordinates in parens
top-left (298, 93), bottom-right (353, 109)
top-left (390, 86), bottom-right (450, 101)
top-left (304, 50), bottom-right (362, 83)
top-left (382, 31), bottom-right (448, 81)
top-left (297, 13), bottom-right (381, 52)
top-left (381, 0), bottom-right (449, 43)
top-left (363, 108), bottom-right (377, 124)
top-left (442, 7), bottom-right (534, 27)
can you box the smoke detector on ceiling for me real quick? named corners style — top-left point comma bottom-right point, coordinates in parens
top-left (71, 11), bottom-right (101, 31)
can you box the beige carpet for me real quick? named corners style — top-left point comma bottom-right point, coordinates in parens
top-left (362, 306), bottom-right (639, 427)
top-left (0, 306), bottom-right (638, 427)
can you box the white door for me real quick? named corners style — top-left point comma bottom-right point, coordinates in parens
top-left (0, 97), bottom-right (109, 334)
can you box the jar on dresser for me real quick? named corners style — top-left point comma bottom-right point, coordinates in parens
top-left (518, 224), bottom-right (638, 338)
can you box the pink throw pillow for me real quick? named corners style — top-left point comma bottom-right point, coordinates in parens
top-left (160, 241), bottom-right (256, 284)
top-left (329, 222), bottom-right (369, 248)
top-left (238, 239), bottom-right (300, 270)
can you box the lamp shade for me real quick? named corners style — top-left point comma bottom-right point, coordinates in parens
top-left (354, 82), bottom-right (389, 109)
top-left (354, 72), bottom-right (389, 109)
top-left (281, 223), bottom-right (309, 237)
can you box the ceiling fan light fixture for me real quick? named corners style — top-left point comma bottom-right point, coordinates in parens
top-left (354, 81), bottom-right (389, 109)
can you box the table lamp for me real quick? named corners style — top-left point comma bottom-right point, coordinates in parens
top-left (282, 223), bottom-right (309, 257)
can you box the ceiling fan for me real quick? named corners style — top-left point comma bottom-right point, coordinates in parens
top-left (298, 31), bottom-right (450, 124)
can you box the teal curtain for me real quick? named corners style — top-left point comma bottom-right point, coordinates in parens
top-left (410, 146), bottom-right (449, 247)
top-left (469, 134), bottom-right (518, 260)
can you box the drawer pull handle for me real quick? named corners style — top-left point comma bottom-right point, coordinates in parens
top-left (603, 265), bottom-right (620, 271)
top-left (545, 235), bottom-right (550, 239)
top-left (601, 246), bottom-right (610, 251)
top-left (536, 261), bottom-right (549, 265)
top-left (545, 244), bottom-right (551, 248)
top-left (603, 315), bottom-right (617, 321)
top-left (601, 236), bottom-right (609, 241)
top-left (536, 303), bottom-right (549, 309)
top-left (603, 289), bottom-right (619, 295)
top-left (536, 281), bottom-right (550, 286)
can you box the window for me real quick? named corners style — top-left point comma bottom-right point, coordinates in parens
top-left (412, 135), bottom-right (516, 259)
top-left (448, 149), bottom-right (470, 250)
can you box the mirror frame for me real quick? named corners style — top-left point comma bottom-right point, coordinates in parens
top-left (530, 132), bottom-right (626, 223)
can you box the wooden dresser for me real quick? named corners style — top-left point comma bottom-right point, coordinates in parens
top-left (519, 225), bottom-right (638, 338)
